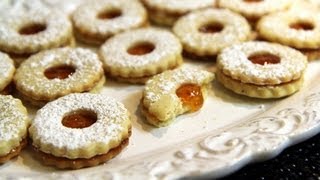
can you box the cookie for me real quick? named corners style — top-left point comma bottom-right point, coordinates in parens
top-left (14, 47), bottom-right (105, 106)
top-left (142, 67), bottom-right (214, 127)
top-left (173, 8), bottom-right (251, 59)
top-left (0, 10), bottom-right (73, 57)
top-left (72, 0), bottom-right (148, 45)
top-left (100, 28), bottom-right (183, 84)
top-left (0, 52), bottom-right (15, 95)
top-left (141, 0), bottom-right (216, 26)
top-left (0, 95), bottom-right (30, 164)
top-left (217, 41), bottom-right (307, 98)
top-left (257, 9), bottom-right (320, 60)
top-left (29, 93), bottom-right (131, 169)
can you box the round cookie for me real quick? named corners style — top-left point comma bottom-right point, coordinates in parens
top-left (100, 28), bottom-right (183, 84)
top-left (0, 52), bottom-right (15, 95)
top-left (14, 47), bottom-right (105, 106)
top-left (218, 0), bottom-right (292, 23)
top-left (0, 10), bottom-right (73, 57)
top-left (141, 0), bottom-right (216, 26)
top-left (217, 41), bottom-right (308, 98)
top-left (257, 9), bottom-right (320, 60)
top-left (72, 0), bottom-right (148, 45)
top-left (173, 8), bottom-right (251, 59)
top-left (29, 93), bottom-right (131, 169)
top-left (142, 66), bottom-right (214, 127)
top-left (0, 95), bottom-right (30, 164)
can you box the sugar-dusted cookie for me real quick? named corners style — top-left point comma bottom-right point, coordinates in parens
top-left (14, 48), bottom-right (105, 106)
top-left (0, 10), bottom-right (73, 57)
top-left (142, 67), bottom-right (214, 127)
top-left (257, 9), bottom-right (320, 60)
top-left (29, 93), bottom-right (131, 169)
top-left (218, 0), bottom-right (292, 23)
top-left (100, 28), bottom-right (183, 84)
top-left (217, 41), bottom-right (307, 98)
top-left (173, 8), bottom-right (251, 59)
top-left (141, 0), bottom-right (216, 26)
top-left (0, 95), bottom-right (30, 164)
top-left (0, 52), bottom-right (15, 95)
top-left (72, 0), bottom-right (148, 45)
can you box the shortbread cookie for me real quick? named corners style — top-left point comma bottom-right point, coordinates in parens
top-left (72, 0), bottom-right (148, 45)
top-left (217, 41), bottom-right (307, 98)
top-left (141, 0), bottom-right (216, 26)
top-left (257, 9), bottom-right (320, 60)
top-left (100, 28), bottom-right (183, 84)
top-left (0, 95), bottom-right (30, 164)
top-left (14, 48), bottom-right (105, 106)
top-left (0, 52), bottom-right (15, 95)
top-left (29, 93), bottom-right (131, 169)
top-left (218, 0), bottom-right (292, 23)
top-left (0, 10), bottom-right (73, 57)
top-left (173, 8), bottom-right (251, 59)
top-left (142, 67), bottom-right (214, 127)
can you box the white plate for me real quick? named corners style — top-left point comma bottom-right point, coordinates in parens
top-left (1, 1), bottom-right (320, 179)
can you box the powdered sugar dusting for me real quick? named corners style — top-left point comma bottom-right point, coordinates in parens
top-left (29, 93), bottom-right (131, 159)
top-left (0, 95), bottom-right (29, 156)
top-left (100, 27), bottom-right (182, 68)
top-left (0, 52), bottom-right (15, 90)
top-left (217, 41), bottom-right (308, 85)
top-left (14, 48), bottom-right (104, 99)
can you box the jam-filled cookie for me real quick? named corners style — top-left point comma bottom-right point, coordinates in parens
top-left (0, 10), bottom-right (73, 58)
top-left (257, 9), bottom-right (320, 60)
top-left (72, 0), bottom-right (148, 45)
top-left (218, 0), bottom-right (292, 25)
top-left (0, 52), bottom-right (15, 95)
top-left (29, 93), bottom-right (131, 169)
top-left (217, 41), bottom-right (307, 98)
top-left (141, 0), bottom-right (216, 26)
top-left (14, 47), bottom-right (105, 106)
top-left (100, 28), bottom-right (183, 84)
top-left (173, 8), bottom-right (251, 60)
top-left (0, 95), bottom-right (30, 164)
top-left (142, 67), bottom-right (214, 127)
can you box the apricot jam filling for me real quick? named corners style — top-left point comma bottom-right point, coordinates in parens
top-left (290, 21), bottom-right (314, 31)
top-left (127, 42), bottom-right (155, 55)
top-left (176, 84), bottom-right (204, 112)
top-left (248, 53), bottom-right (280, 65)
top-left (199, 22), bottom-right (224, 34)
top-left (44, 65), bottom-right (76, 80)
top-left (19, 23), bottom-right (46, 35)
top-left (62, 110), bottom-right (97, 129)
top-left (97, 9), bottom-right (122, 19)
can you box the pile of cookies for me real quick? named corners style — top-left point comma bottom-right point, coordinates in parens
top-left (0, 0), bottom-right (314, 170)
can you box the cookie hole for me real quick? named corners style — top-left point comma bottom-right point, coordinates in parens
top-left (44, 65), bottom-right (76, 80)
top-left (248, 53), bottom-right (281, 65)
top-left (19, 23), bottom-right (46, 35)
top-left (243, 0), bottom-right (263, 2)
top-left (127, 42), bottom-right (155, 55)
top-left (290, 21), bottom-right (314, 31)
top-left (176, 84), bottom-right (204, 112)
top-left (199, 22), bottom-right (224, 34)
top-left (97, 9), bottom-right (122, 19)
top-left (62, 110), bottom-right (97, 129)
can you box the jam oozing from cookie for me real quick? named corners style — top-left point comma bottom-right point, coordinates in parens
top-left (243, 0), bottom-right (263, 2)
top-left (176, 84), bottom-right (204, 112)
top-left (62, 110), bottom-right (97, 129)
top-left (199, 22), bottom-right (224, 34)
top-left (290, 21), bottom-right (314, 31)
top-left (44, 65), bottom-right (76, 80)
top-left (19, 23), bottom-right (46, 35)
top-left (127, 42), bottom-right (155, 55)
top-left (248, 53), bottom-right (280, 65)
top-left (97, 9), bottom-right (122, 19)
